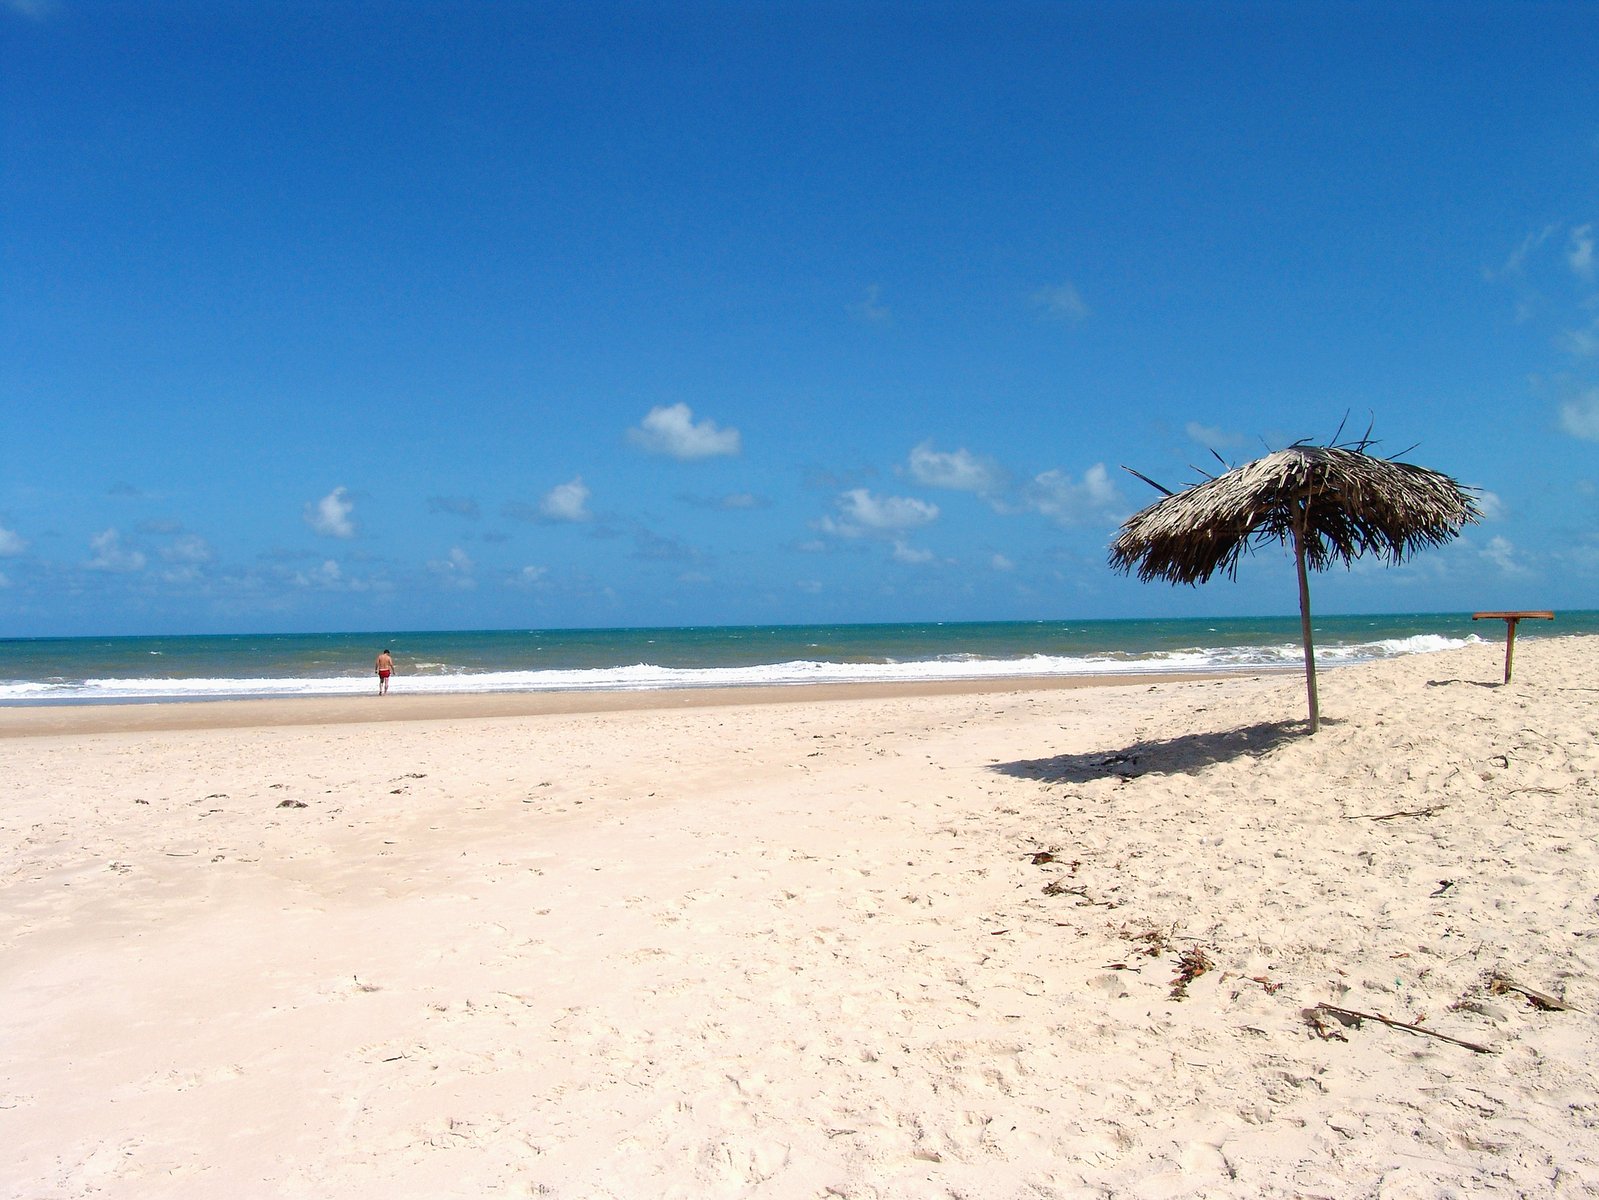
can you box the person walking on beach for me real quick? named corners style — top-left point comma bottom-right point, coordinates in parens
top-left (375, 648), bottom-right (394, 696)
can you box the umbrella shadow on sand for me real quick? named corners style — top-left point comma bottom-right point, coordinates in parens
top-left (990, 718), bottom-right (1309, 784)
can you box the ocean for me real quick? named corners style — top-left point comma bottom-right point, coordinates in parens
top-left (1, 611), bottom-right (1587, 705)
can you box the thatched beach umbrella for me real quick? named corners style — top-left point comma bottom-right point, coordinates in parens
top-left (1109, 442), bottom-right (1480, 732)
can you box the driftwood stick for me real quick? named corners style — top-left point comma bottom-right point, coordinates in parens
top-left (1312, 1003), bottom-right (1493, 1054)
top-left (1490, 975), bottom-right (1575, 1012)
top-left (1346, 804), bottom-right (1448, 821)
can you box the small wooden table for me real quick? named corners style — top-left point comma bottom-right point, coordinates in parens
top-left (1472, 611), bottom-right (1554, 684)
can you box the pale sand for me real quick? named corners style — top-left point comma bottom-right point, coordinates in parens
top-left (2, 637), bottom-right (1597, 1198)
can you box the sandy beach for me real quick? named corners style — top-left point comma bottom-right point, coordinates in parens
top-left (3, 634), bottom-right (1597, 1198)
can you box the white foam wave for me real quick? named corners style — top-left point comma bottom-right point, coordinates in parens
top-left (0, 633), bottom-right (1482, 704)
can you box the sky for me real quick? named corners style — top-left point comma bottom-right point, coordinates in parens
top-left (3, 0), bottom-right (1598, 637)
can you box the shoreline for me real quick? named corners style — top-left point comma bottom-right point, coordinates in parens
top-left (0, 669), bottom-right (1246, 737)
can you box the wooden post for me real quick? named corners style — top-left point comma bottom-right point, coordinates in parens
top-left (1293, 508), bottom-right (1318, 732)
top-left (1471, 612), bottom-right (1555, 684)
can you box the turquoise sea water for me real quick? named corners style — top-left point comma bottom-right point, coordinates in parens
top-left (1, 612), bottom-right (1589, 705)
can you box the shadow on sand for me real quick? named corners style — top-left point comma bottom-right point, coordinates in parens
top-left (990, 718), bottom-right (1310, 784)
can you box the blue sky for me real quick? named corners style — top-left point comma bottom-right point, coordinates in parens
top-left (3, 0), bottom-right (1597, 636)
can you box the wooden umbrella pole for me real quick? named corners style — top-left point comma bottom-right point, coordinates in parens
top-left (1293, 504), bottom-right (1319, 733)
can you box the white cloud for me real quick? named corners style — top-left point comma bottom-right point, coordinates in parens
top-left (294, 560), bottom-right (345, 588)
top-left (1558, 317), bottom-right (1599, 358)
top-left (429, 546), bottom-right (476, 589)
top-left (4, 0), bottom-right (60, 19)
top-left (1481, 535), bottom-right (1530, 576)
top-left (428, 495), bottom-right (480, 519)
top-left (628, 403), bottom-right (741, 459)
top-left (1489, 224), bottom-right (1558, 279)
top-left (991, 553), bottom-right (1015, 572)
top-left (306, 487), bottom-right (356, 538)
top-left (907, 442), bottom-right (1005, 494)
top-left (850, 285), bottom-right (891, 325)
top-left (288, 559), bottom-right (384, 592)
top-left (1473, 490), bottom-right (1505, 521)
top-left (892, 540), bottom-right (935, 565)
top-left (1558, 532), bottom-right (1599, 571)
top-left (1560, 388), bottom-right (1599, 440)
top-left (633, 528), bottom-right (700, 564)
top-left (1569, 224), bottom-right (1595, 279)
top-left (1032, 282), bottom-right (1090, 324)
top-left (680, 491), bottom-right (766, 511)
top-left (1185, 422), bottom-right (1245, 450)
top-left (819, 488), bottom-right (939, 538)
top-left (512, 564), bottom-right (549, 587)
top-left (0, 523), bottom-right (25, 556)
top-left (1024, 464), bottom-right (1121, 526)
top-left (155, 534), bottom-right (211, 584)
top-left (160, 533), bottom-right (212, 564)
top-left (540, 477), bottom-right (592, 522)
top-left (85, 528), bottom-right (146, 573)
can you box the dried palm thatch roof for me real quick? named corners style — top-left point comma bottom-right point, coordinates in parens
top-left (1109, 441), bottom-right (1481, 733)
top-left (1109, 444), bottom-right (1480, 585)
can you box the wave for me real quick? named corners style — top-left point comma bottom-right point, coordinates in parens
top-left (0, 633), bottom-right (1483, 704)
